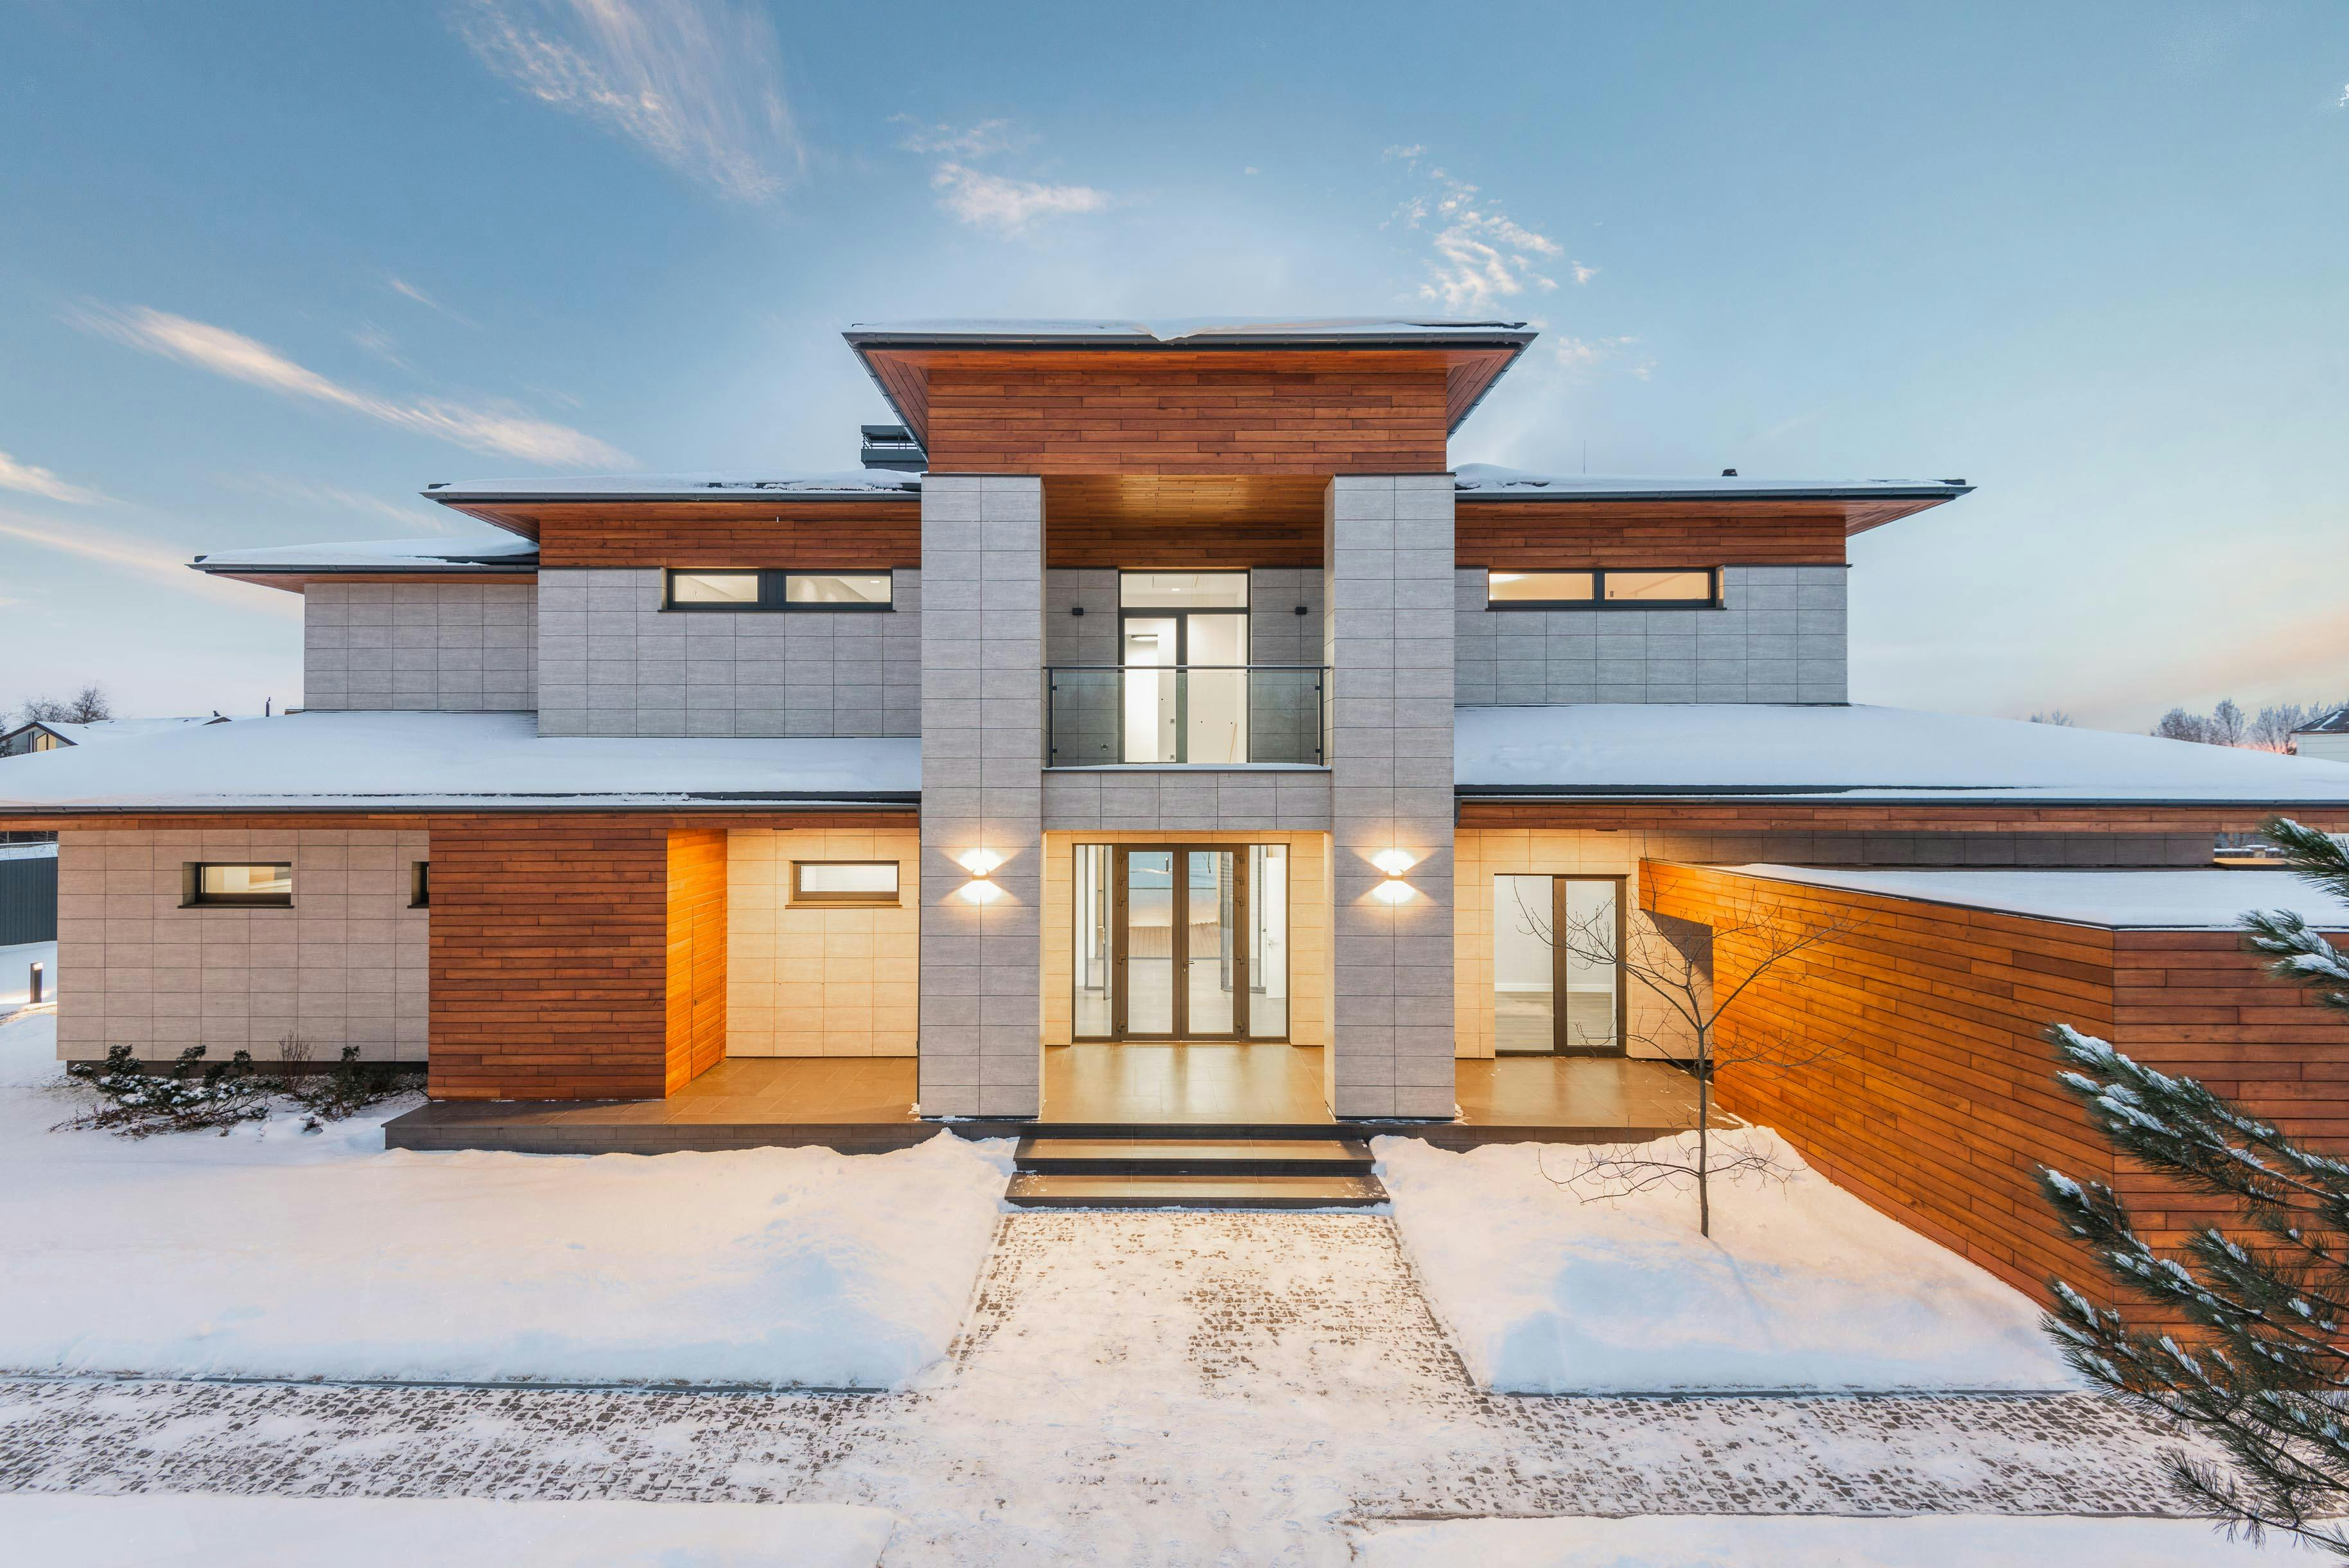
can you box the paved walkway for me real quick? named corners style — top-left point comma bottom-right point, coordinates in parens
top-left (0, 1213), bottom-right (2208, 1565)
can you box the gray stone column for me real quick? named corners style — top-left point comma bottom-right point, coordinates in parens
top-left (918, 476), bottom-right (1045, 1119)
top-left (1323, 475), bottom-right (1457, 1119)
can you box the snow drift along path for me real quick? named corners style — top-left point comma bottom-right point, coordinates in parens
top-left (0, 1008), bottom-right (1008, 1389)
top-left (1356, 1515), bottom-right (2273, 1567)
top-left (0, 1492), bottom-right (898, 1568)
top-left (1379, 1129), bottom-right (2075, 1393)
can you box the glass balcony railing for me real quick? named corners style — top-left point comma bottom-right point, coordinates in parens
top-left (1045, 665), bottom-right (1328, 766)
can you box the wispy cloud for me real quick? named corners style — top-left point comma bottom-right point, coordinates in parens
top-left (890, 115), bottom-right (1027, 159)
top-left (0, 506), bottom-right (302, 618)
top-left (930, 164), bottom-right (1110, 232)
top-left (1554, 335), bottom-right (1652, 381)
top-left (219, 474), bottom-right (460, 534)
top-left (0, 451), bottom-right (105, 506)
top-left (1384, 146), bottom-right (1591, 313)
top-left (453, 0), bottom-right (802, 204)
top-left (73, 304), bottom-right (631, 467)
top-left (389, 277), bottom-right (476, 328)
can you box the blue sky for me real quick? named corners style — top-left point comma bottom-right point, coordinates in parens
top-left (2, 1), bottom-right (2343, 729)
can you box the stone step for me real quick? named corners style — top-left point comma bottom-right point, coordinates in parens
top-left (1015, 1136), bottom-right (1374, 1176)
top-left (1002, 1172), bottom-right (1388, 1210)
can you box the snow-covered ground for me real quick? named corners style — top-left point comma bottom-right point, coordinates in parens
top-left (0, 1007), bottom-right (1008, 1389)
top-left (0, 1493), bottom-right (898, 1567)
top-left (0, 939), bottom-right (56, 1013)
top-left (1354, 1515), bottom-right (2275, 1567)
top-left (1379, 1130), bottom-right (2074, 1393)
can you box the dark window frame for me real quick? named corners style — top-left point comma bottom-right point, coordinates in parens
top-left (1481, 566), bottom-right (1720, 611)
top-left (410, 861), bottom-right (430, 909)
top-left (663, 568), bottom-right (895, 613)
top-left (182, 861), bottom-right (295, 909)
top-left (789, 859), bottom-right (904, 908)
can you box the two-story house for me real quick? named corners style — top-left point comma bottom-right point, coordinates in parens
top-left (10, 317), bottom-right (2349, 1300)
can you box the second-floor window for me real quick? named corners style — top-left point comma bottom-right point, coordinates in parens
top-left (665, 570), bottom-right (893, 611)
top-left (1485, 568), bottom-right (1718, 609)
top-left (183, 862), bottom-right (293, 908)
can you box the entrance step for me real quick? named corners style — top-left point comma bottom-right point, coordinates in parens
top-left (1002, 1172), bottom-right (1387, 1210)
top-left (1015, 1135), bottom-right (1373, 1177)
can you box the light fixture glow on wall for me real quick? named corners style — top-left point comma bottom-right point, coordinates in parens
top-left (1372, 847), bottom-right (1415, 903)
top-left (957, 848), bottom-right (1006, 903)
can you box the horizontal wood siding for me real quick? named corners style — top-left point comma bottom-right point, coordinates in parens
top-left (1457, 500), bottom-right (1847, 568)
top-left (428, 816), bottom-right (673, 1100)
top-left (1044, 474), bottom-right (1326, 568)
top-left (666, 826), bottom-right (729, 1091)
top-left (919, 351), bottom-right (1452, 475)
top-left (534, 502), bottom-right (921, 569)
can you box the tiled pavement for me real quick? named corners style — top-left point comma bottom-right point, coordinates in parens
top-left (0, 1213), bottom-right (2208, 1565)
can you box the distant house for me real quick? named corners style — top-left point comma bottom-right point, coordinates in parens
top-left (0, 716), bottom-right (227, 758)
top-left (2292, 707), bottom-right (2349, 763)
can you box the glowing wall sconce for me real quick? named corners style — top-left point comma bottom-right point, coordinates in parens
top-left (1371, 847), bottom-right (1415, 904)
top-left (957, 848), bottom-right (1006, 903)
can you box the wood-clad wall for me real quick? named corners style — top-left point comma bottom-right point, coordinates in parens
top-left (1456, 501), bottom-right (1847, 568)
top-left (665, 826), bottom-right (729, 1090)
top-left (429, 815), bottom-right (672, 1100)
top-left (920, 353), bottom-right (1452, 475)
top-left (1641, 862), bottom-right (2349, 1320)
top-left (535, 503), bottom-right (920, 570)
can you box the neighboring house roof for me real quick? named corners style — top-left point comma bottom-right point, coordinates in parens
top-left (191, 536), bottom-right (539, 591)
top-left (1451, 464), bottom-right (1972, 504)
top-left (2, 716), bottom-right (227, 751)
top-left (1708, 864), bottom-right (2349, 930)
top-left (2293, 706), bottom-right (2349, 736)
top-left (1454, 704), bottom-right (2349, 805)
top-left (0, 712), bottom-right (920, 811)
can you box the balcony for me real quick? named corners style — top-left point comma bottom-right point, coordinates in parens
top-left (1045, 666), bottom-right (1328, 767)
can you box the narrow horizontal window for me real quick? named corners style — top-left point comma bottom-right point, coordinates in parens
top-left (784, 573), bottom-right (891, 607)
top-left (410, 862), bottom-right (430, 909)
top-left (668, 570), bottom-right (762, 605)
top-left (1487, 571), bottom-right (1595, 604)
top-left (665, 569), bottom-right (893, 611)
top-left (184, 862), bottom-right (293, 908)
top-left (1604, 569), bottom-right (1716, 604)
top-left (1485, 568), bottom-right (1718, 609)
top-left (790, 860), bottom-right (902, 906)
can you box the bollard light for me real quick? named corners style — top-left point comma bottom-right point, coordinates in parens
top-left (28, 961), bottom-right (42, 1007)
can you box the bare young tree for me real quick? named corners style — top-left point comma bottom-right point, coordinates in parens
top-left (1517, 885), bottom-right (1860, 1235)
top-left (19, 684), bottom-right (113, 726)
top-left (2028, 710), bottom-right (2077, 726)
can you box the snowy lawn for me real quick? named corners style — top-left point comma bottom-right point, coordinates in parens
top-left (1354, 1515), bottom-right (2274, 1567)
top-left (0, 1493), bottom-right (897, 1567)
top-left (1378, 1129), bottom-right (2074, 1393)
top-left (1, 938), bottom-right (57, 1012)
top-left (0, 1008), bottom-right (1008, 1389)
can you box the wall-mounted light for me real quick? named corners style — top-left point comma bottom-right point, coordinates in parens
top-left (957, 848), bottom-right (1006, 903)
top-left (1372, 848), bottom-right (1415, 903)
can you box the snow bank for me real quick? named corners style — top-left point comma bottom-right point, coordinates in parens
top-left (0, 1494), bottom-right (896, 1568)
top-left (0, 1009), bottom-right (1007, 1388)
top-left (1454, 463), bottom-right (1962, 500)
top-left (1378, 1130), bottom-right (2072, 1393)
top-left (1356, 1515), bottom-right (2271, 1567)
top-left (192, 535), bottom-right (536, 570)
top-left (1, 939), bottom-right (56, 1013)
top-left (1721, 864), bottom-right (2349, 930)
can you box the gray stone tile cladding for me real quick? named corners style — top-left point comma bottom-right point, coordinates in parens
top-left (303, 582), bottom-right (536, 713)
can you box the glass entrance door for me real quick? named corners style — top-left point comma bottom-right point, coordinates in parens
top-left (1081, 843), bottom-right (1285, 1040)
top-left (1492, 875), bottom-right (1625, 1055)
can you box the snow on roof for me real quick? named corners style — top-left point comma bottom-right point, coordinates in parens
top-left (191, 536), bottom-right (536, 572)
top-left (0, 713), bottom-right (920, 810)
top-left (1455, 704), bottom-right (2349, 803)
top-left (1452, 464), bottom-right (1969, 501)
top-left (843, 318), bottom-right (1533, 345)
top-left (2294, 706), bottom-right (2349, 736)
top-left (12, 717), bottom-right (229, 746)
top-left (1711, 864), bottom-right (2349, 930)
top-left (422, 471), bottom-right (922, 501)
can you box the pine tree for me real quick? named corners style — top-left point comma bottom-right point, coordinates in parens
top-left (2038, 815), bottom-right (2349, 1553)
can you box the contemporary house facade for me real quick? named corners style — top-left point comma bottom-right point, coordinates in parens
top-left (9, 316), bottom-right (2349, 1298)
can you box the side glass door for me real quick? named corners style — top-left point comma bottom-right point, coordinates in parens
top-left (1492, 874), bottom-right (1625, 1055)
top-left (1119, 849), bottom-right (1176, 1035)
top-left (1183, 849), bottom-right (1240, 1036)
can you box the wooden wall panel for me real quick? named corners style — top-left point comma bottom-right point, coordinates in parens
top-left (428, 815), bottom-right (671, 1101)
top-left (666, 826), bottom-right (729, 1090)
top-left (1642, 862), bottom-right (2349, 1325)
top-left (919, 351), bottom-right (1452, 476)
top-left (533, 502), bottom-right (920, 569)
top-left (1457, 500), bottom-right (1847, 568)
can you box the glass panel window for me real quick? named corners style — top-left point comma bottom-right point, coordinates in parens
top-left (1248, 844), bottom-right (1289, 1039)
top-left (668, 571), bottom-right (762, 606)
top-left (1073, 844), bottom-right (1113, 1039)
top-left (1603, 570), bottom-right (1715, 603)
top-left (785, 573), bottom-right (891, 607)
top-left (1120, 571), bottom-right (1250, 610)
top-left (1487, 571), bottom-right (1596, 604)
top-left (411, 862), bottom-right (430, 908)
top-left (188, 862), bottom-right (294, 907)
top-left (790, 861), bottom-right (901, 904)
